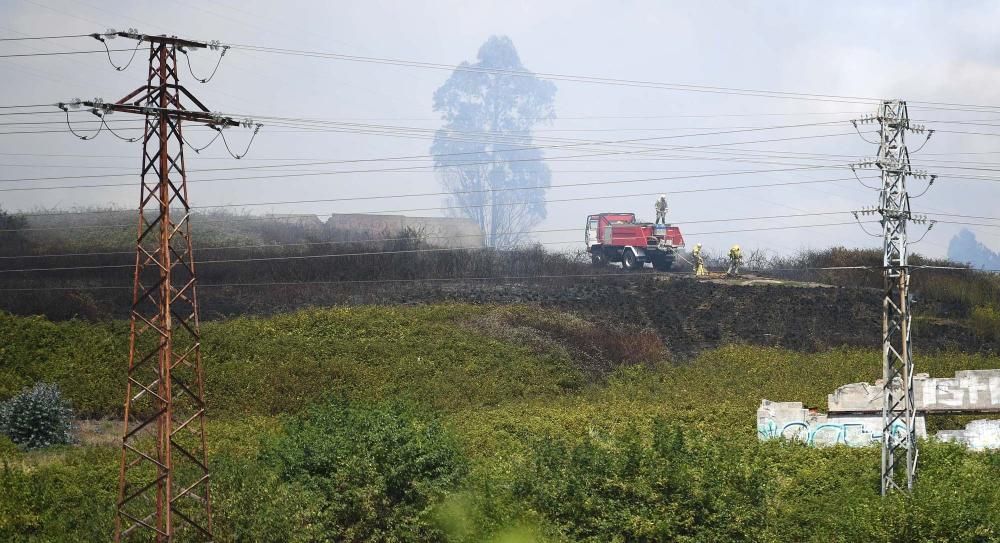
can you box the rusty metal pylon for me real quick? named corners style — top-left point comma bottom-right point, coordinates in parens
top-left (79, 33), bottom-right (238, 542)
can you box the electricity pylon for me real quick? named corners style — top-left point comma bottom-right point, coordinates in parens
top-left (70, 31), bottom-right (238, 541)
top-left (854, 100), bottom-right (931, 495)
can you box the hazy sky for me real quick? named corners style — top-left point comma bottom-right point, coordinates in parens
top-left (2, 0), bottom-right (999, 258)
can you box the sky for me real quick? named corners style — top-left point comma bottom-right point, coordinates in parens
top-left (1, 0), bottom-right (999, 258)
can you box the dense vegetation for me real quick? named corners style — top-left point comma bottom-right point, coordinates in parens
top-left (1, 305), bottom-right (998, 541)
top-left (3, 207), bottom-right (997, 325)
top-left (765, 247), bottom-right (1000, 316)
top-left (0, 208), bottom-right (599, 319)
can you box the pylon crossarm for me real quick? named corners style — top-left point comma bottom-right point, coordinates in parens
top-left (91, 101), bottom-right (239, 127)
top-left (173, 84), bottom-right (212, 112)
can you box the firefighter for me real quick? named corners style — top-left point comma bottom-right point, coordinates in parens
top-left (654, 194), bottom-right (668, 224)
top-left (727, 244), bottom-right (743, 276)
top-left (692, 243), bottom-right (707, 276)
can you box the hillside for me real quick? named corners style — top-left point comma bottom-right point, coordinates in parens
top-left (4, 273), bottom-right (997, 358)
top-left (3, 212), bottom-right (1000, 541)
top-left (1, 305), bottom-right (998, 541)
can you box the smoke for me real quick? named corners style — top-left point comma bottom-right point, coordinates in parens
top-left (948, 229), bottom-right (1000, 269)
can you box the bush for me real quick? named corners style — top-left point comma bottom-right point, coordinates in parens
top-left (256, 401), bottom-right (468, 542)
top-left (970, 305), bottom-right (1000, 340)
top-left (0, 383), bottom-right (74, 450)
top-left (510, 419), bottom-right (768, 542)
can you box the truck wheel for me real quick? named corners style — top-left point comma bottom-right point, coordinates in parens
top-left (622, 248), bottom-right (640, 270)
top-left (652, 257), bottom-right (674, 271)
top-left (591, 251), bottom-right (607, 267)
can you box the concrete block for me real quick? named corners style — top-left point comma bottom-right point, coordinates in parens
top-left (827, 370), bottom-right (1000, 413)
top-left (757, 400), bottom-right (926, 448)
top-left (936, 419), bottom-right (1000, 451)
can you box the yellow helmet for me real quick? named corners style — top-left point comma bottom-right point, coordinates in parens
top-left (731, 244), bottom-right (740, 251)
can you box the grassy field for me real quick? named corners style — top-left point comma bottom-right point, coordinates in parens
top-left (1, 305), bottom-right (998, 542)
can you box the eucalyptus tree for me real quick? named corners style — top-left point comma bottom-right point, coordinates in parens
top-left (432, 36), bottom-right (556, 248)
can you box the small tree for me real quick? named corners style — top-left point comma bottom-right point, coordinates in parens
top-left (0, 206), bottom-right (28, 256)
top-left (0, 383), bottom-right (75, 450)
top-left (432, 36), bottom-right (557, 248)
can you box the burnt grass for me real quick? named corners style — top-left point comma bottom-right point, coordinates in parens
top-left (7, 274), bottom-right (994, 361)
top-left (4, 212), bottom-right (996, 361)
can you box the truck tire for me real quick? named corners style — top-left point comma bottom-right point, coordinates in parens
top-left (652, 256), bottom-right (674, 271)
top-left (591, 250), bottom-right (607, 267)
top-left (622, 248), bottom-right (641, 270)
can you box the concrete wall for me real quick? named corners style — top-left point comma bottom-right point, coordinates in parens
top-left (827, 370), bottom-right (1000, 413)
top-left (757, 400), bottom-right (927, 447)
top-left (937, 420), bottom-right (1000, 450)
top-left (759, 369), bottom-right (1000, 451)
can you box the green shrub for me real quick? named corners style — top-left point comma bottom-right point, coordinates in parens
top-left (0, 383), bottom-right (74, 450)
top-left (0, 446), bottom-right (117, 542)
top-left (509, 419), bottom-right (768, 542)
top-left (256, 401), bottom-right (468, 542)
top-left (970, 305), bottom-right (1000, 340)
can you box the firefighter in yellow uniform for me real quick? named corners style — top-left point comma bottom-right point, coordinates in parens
top-left (692, 243), bottom-right (707, 276)
top-left (727, 244), bottom-right (743, 276)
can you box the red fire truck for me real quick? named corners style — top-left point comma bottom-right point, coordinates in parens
top-left (585, 212), bottom-right (685, 271)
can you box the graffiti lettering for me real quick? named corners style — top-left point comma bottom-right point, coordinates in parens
top-left (756, 418), bottom-right (907, 448)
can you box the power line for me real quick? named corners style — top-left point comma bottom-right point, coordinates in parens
top-left (0, 118), bottom-right (858, 182)
top-left (0, 104), bottom-right (54, 109)
top-left (5, 40), bottom-right (1000, 113)
top-left (0, 220), bottom-right (871, 274)
top-left (223, 42), bottom-right (1000, 113)
top-left (9, 111), bottom-right (999, 185)
top-left (0, 148), bottom-right (849, 191)
top-left (4, 131), bottom-right (1000, 195)
top-left (0, 48), bottom-right (133, 58)
top-left (0, 34), bottom-right (90, 41)
top-left (0, 129), bottom-right (866, 187)
top-left (227, 43), bottom-right (882, 106)
top-left (12, 174), bottom-right (865, 219)
top-left (2, 207), bottom-right (855, 233)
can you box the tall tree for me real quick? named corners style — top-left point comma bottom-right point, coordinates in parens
top-left (432, 36), bottom-right (556, 248)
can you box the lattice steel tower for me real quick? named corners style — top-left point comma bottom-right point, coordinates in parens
top-left (855, 100), bottom-right (930, 495)
top-left (72, 31), bottom-right (238, 541)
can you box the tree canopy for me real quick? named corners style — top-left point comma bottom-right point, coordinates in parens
top-left (432, 36), bottom-right (556, 248)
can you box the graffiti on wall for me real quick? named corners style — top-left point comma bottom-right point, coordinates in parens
top-left (756, 399), bottom-right (925, 448)
top-left (759, 370), bottom-right (1000, 451)
top-left (756, 418), bottom-right (909, 447)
